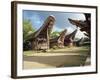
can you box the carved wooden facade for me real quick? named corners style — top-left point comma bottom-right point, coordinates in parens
top-left (50, 29), bottom-right (67, 48)
top-left (26, 16), bottom-right (55, 50)
top-left (64, 29), bottom-right (77, 46)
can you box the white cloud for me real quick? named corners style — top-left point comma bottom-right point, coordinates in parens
top-left (67, 26), bottom-right (86, 38)
top-left (75, 28), bottom-right (86, 38)
top-left (68, 13), bottom-right (85, 21)
top-left (67, 26), bottom-right (76, 34)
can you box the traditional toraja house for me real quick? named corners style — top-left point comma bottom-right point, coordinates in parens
top-left (64, 29), bottom-right (77, 46)
top-left (73, 37), bottom-right (83, 47)
top-left (50, 29), bottom-right (67, 48)
top-left (68, 13), bottom-right (91, 37)
top-left (25, 15), bottom-right (55, 50)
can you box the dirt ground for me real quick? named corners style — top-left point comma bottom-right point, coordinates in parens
top-left (23, 46), bottom-right (90, 69)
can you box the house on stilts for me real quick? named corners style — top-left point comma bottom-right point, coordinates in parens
top-left (73, 37), bottom-right (83, 47)
top-left (50, 29), bottom-right (67, 48)
top-left (25, 15), bottom-right (55, 50)
top-left (64, 29), bottom-right (77, 47)
top-left (68, 13), bottom-right (91, 37)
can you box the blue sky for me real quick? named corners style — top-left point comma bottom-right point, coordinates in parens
top-left (23, 10), bottom-right (86, 38)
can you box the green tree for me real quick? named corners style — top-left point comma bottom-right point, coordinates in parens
top-left (23, 19), bottom-right (35, 40)
top-left (51, 31), bottom-right (60, 38)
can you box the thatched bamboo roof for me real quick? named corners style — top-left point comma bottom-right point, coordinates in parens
top-left (50, 29), bottom-right (67, 43)
top-left (68, 13), bottom-right (91, 37)
top-left (25, 15), bottom-right (55, 41)
top-left (64, 29), bottom-right (77, 46)
top-left (74, 37), bottom-right (83, 46)
top-left (65, 29), bottom-right (77, 40)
